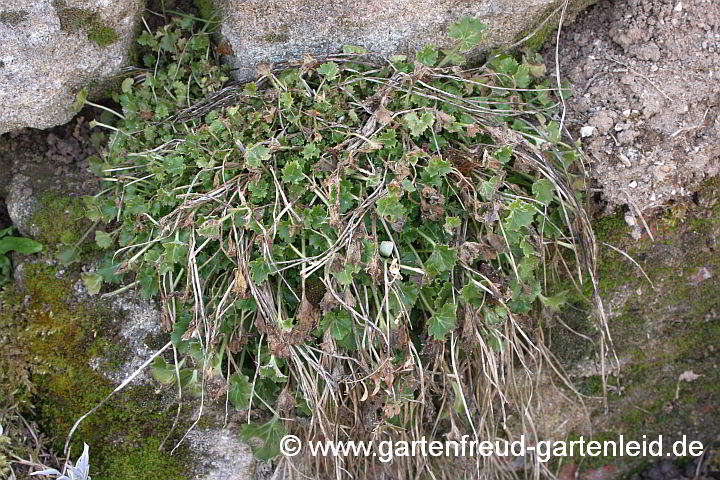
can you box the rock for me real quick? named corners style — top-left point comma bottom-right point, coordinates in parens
top-left (5, 173), bottom-right (39, 238)
top-left (588, 110), bottom-right (616, 135)
top-left (580, 125), bottom-right (596, 137)
top-left (187, 428), bottom-right (260, 480)
top-left (0, 0), bottom-right (143, 134)
top-left (629, 42), bottom-right (661, 61)
top-left (217, 0), bottom-right (594, 80)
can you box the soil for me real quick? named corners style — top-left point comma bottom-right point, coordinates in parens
top-left (545, 0), bottom-right (720, 217)
top-left (0, 107), bottom-right (98, 183)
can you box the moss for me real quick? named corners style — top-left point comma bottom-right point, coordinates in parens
top-left (53, 0), bottom-right (120, 47)
top-left (0, 10), bottom-right (29, 26)
top-left (261, 32), bottom-right (290, 43)
top-left (55, 6), bottom-right (96, 32)
top-left (577, 375), bottom-right (616, 396)
top-left (88, 24), bottom-right (120, 47)
top-left (549, 301), bottom-right (596, 365)
top-left (0, 263), bottom-right (191, 480)
top-left (547, 175), bottom-right (720, 479)
top-left (593, 211), bottom-right (630, 244)
top-left (30, 192), bottom-right (87, 248)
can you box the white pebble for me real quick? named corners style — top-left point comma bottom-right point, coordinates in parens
top-left (580, 125), bottom-right (596, 137)
top-left (629, 180), bottom-right (638, 188)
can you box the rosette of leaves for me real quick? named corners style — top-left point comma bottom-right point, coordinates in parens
top-left (81, 13), bottom-right (600, 478)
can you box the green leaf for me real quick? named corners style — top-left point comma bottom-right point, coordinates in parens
top-left (508, 278), bottom-right (541, 313)
top-left (448, 17), bottom-right (487, 52)
top-left (416, 45), bottom-right (439, 66)
top-left (424, 245), bottom-right (457, 277)
top-left (428, 302), bottom-right (457, 340)
top-left (321, 309), bottom-right (352, 341)
top-left (301, 142), bottom-right (320, 160)
top-left (332, 263), bottom-right (360, 286)
top-left (239, 416), bottom-right (287, 461)
top-left (178, 369), bottom-right (203, 397)
top-left (513, 64), bottom-right (531, 88)
top-left (259, 355), bottom-right (288, 382)
top-left (444, 216), bottom-right (461, 234)
top-left (424, 156), bottom-right (451, 179)
top-left (150, 358), bottom-right (177, 385)
top-left (493, 146), bottom-right (513, 164)
top-left (72, 88), bottom-right (88, 113)
top-left (56, 245), bottom-right (80, 265)
top-left (505, 200), bottom-right (535, 231)
top-left (282, 160), bottom-right (305, 184)
top-left (0, 255), bottom-right (11, 285)
top-left (137, 267), bottom-right (159, 299)
top-left (249, 258), bottom-right (273, 284)
top-left (229, 373), bottom-right (253, 410)
top-left (246, 144), bottom-right (271, 168)
top-left (81, 272), bottom-right (103, 295)
top-left (491, 55), bottom-right (519, 75)
top-left (539, 290), bottom-right (568, 311)
top-left (163, 238), bottom-right (188, 266)
top-left (171, 310), bottom-right (191, 347)
top-left (440, 49), bottom-right (466, 66)
top-left (0, 237), bottom-right (43, 255)
top-left (486, 331), bottom-right (505, 352)
top-left (197, 219), bottom-right (221, 238)
top-left (279, 91), bottom-right (293, 108)
top-left (317, 62), bottom-right (340, 80)
top-left (95, 230), bottom-right (113, 249)
top-left (376, 195), bottom-right (407, 222)
top-left (248, 176), bottom-right (270, 201)
top-left (479, 175), bottom-right (502, 201)
top-left (121, 77), bottom-right (134, 93)
top-left (532, 179), bottom-right (555, 205)
top-left (403, 111), bottom-right (435, 137)
top-left (460, 282), bottom-right (485, 307)
top-left (517, 255), bottom-right (540, 281)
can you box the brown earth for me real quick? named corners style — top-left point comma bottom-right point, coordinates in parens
top-left (545, 0), bottom-right (720, 218)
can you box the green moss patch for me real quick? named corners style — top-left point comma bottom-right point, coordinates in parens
top-left (0, 263), bottom-right (190, 479)
top-left (557, 178), bottom-right (720, 477)
top-left (53, 0), bottom-right (120, 47)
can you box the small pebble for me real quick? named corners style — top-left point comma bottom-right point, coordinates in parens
top-left (629, 180), bottom-right (638, 188)
top-left (580, 125), bottom-right (596, 137)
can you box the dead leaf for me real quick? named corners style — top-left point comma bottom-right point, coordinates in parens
top-left (466, 124), bottom-right (482, 138)
top-left (678, 370), bottom-right (701, 382)
top-left (688, 267), bottom-right (713, 285)
top-left (458, 241), bottom-right (496, 264)
top-left (295, 297), bottom-right (320, 337)
top-left (375, 106), bottom-right (393, 125)
top-left (232, 268), bottom-right (248, 296)
top-left (277, 387), bottom-right (296, 414)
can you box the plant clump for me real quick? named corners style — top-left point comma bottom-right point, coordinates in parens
top-left (80, 13), bottom-right (602, 479)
